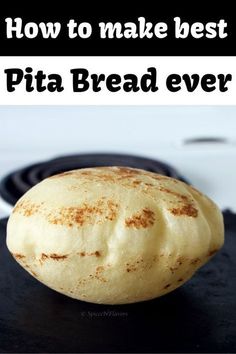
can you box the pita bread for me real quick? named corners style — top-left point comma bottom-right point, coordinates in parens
top-left (7, 167), bottom-right (224, 304)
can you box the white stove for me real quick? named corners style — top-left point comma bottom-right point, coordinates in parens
top-left (0, 106), bottom-right (236, 217)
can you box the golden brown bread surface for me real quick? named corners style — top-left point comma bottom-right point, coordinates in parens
top-left (6, 167), bottom-right (224, 304)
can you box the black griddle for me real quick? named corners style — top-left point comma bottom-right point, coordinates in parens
top-left (0, 211), bottom-right (236, 353)
top-left (0, 153), bottom-right (186, 206)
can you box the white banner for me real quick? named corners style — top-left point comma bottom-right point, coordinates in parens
top-left (0, 56), bottom-right (235, 104)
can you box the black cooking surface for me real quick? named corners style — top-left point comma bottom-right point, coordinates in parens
top-left (0, 153), bottom-right (186, 206)
top-left (0, 211), bottom-right (235, 353)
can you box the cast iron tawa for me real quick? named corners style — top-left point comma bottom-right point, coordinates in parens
top-left (0, 212), bottom-right (235, 353)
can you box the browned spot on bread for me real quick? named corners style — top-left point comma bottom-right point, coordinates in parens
top-left (178, 278), bottom-right (184, 282)
top-left (13, 253), bottom-right (25, 259)
top-left (126, 263), bottom-right (138, 273)
top-left (13, 200), bottom-right (44, 217)
top-left (94, 266), bottom-right (107, 283)
top-left (116, 167), bottom-right (141, 175)
top-left (170, 204), bottom-right (198, 217)
top-left (49, 253), bottom-right (68, 260)
top-left (125, 208), bottom-right (155, 229)
top-left (190, 258), bottom-right (201, 265)
top-left (80, 171), bottom-right (93, 176)
top-left (176, 256), bottom-right (186, 265)
top-left (170, 266), bottom-right (179, 274)
top-left (145, 182), bottom-right (154, 187)
top-left (94, 174), bottom-right (117, 182)
top-left (78, 278), bottom-right (87, 285)
top-left (41, 253), bottom-right (68, 261)
top-left (88, 266), bottom-right (107, 282)
top-left (126, 268), bottom-right (133, 273)
top-left (52, 169), bottom-right (115, 183)
top-left (95, 276), bottom-right (107, 282)
top-left (132, 180), bottom-right (141, 186)
top-left (78, 251), bottom-right (101, 257)
top-left (159, 186), bottom-right (198, 218)
top-left (152, 255), bottom-right (159, 262)
top-left (48, 199), bottom-right (119, 227)
top-left (126, 257), bottom-right (154, 273)
top-left (150, 174), bottom-right (170, 181)
top-left (106, 200), bottom-right (118, 221)
top-left (94, 251), bottom-right (101, 257)
top-left (159, 187), bottom-right (189, 202)
top-left (62, 169), bottom-right (115, 183)
top-left (41, 253), bottom-right (49, 260)
top-left (110, 167), bottom-right (145, 182)
top-left (169, 256), bottom-right (187, 273)
top-left (87, 250), bottom-right (101, 257)
top-left (163, 284), bottom-right (171, 289)
top-left (171, 179), bottom-right (179, 184)
top-left (208, 249), bottom-right (219, 257)
top-left (96, 266), bottom-right (104, 272)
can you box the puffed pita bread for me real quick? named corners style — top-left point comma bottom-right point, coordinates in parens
top-left (7, 167), bottom-right (224, 304)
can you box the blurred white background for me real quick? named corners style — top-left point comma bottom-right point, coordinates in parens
top-left (1, 105), bottom-right (236, 153)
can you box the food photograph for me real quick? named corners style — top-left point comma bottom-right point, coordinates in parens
top-left (0, 106), bottom-right (235, 353)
